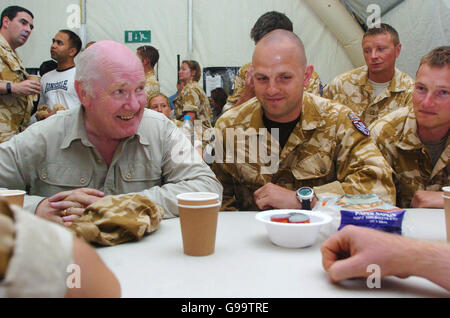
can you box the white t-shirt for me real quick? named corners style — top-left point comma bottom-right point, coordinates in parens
top-left (38, 66), bottom-right (80, 110)
top-left (368, 79), bottom-right (391, 97)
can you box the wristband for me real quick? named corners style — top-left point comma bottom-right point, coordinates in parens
top-left (6, 82), bottom-right (12, 95)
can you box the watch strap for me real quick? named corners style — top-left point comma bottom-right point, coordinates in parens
top-left (6, 82), bottom-right (12, 95)
top-left (302, 198), bottom-right (311, 210)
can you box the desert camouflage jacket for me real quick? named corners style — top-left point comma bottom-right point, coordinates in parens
top-left (323, 65), bottom-right (414, 125)
top-left (370, 105), bottom-right (449, 208)
top-left (212, 92), bottom-right (396, 211)
top-left (0, 34), bottom-right (34, 143)
top-left (225, 62), bottom-right (323, 108)
top-left (173, 80), bottom-right (212, 131)
top-left (144, 69), bottom-right (160, 103)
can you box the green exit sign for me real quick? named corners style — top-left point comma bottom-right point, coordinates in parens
top-left (124, 30), bottom-right (151, 43)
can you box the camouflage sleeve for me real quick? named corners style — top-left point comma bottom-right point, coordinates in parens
top-left (306, 71), bottom-right (322, 96)
top-left (181, 88), bottom-right (201, 114)
top-left (210, 125), bottom-right (238, 211)
top-left (322, 77), bottom-right (339, 101)
top-left (323, 110), bottom-right (396, 205)
top-left (226, 65), bottom-right (248, 106)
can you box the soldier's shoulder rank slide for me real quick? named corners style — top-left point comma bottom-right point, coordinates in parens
top-left (348, 113), bottom-right (370, 136)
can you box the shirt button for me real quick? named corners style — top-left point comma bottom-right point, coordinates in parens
top-left (97, 159), bottom-right (102, 164)
top-left (126, 173), bottom-right (132, 179)
top-left (320, 168), bottom-right (327, 174)
top-left (80, 177), bottom-right (86, 184)
top-left (41, 173), bottom-right (48, 179)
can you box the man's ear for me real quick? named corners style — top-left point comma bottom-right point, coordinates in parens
top-left (68, 47), bottom-right (77, 58)
top-left (74, 80), bottom-right (90, 107)
top-left (1, 16), bottom-right (11, 29)
top-left (395, 43), bottom-right (402, 59)
top-left (303, 65), bottom-right (314, 88)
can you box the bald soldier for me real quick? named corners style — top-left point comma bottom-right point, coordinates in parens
top-left (370, 46), bottom-right (450, 209)
top-left (212, 30), bottom-right (395, 211)
top-left (0, 40), bottom-right (222, 223)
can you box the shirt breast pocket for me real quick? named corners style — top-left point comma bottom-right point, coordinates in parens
top-left (118, 162), bottom-right (162, 193)
top-left (291, 153), bottom-right (334, 185)
top-left (37, 163), bottom-right (93, 196)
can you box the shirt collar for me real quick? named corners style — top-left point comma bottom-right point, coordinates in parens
top-left (357, 65), bottom-right (411, 93)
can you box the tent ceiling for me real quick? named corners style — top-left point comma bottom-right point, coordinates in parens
top-left (341, 0), bottom-right (404, 24)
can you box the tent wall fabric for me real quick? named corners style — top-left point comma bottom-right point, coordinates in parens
top-left (3, 0), bottom-right (449, 97)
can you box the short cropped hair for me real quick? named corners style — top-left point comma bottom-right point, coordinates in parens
top-left (0, 5), bottom-right (34, 28)
top-left (363, 23), bottom-right (400, 46)
top-left (419, 46), bottom-right (450, 69)
top-left (59, 29), bottom-right (82, 56)
top-left (250, 11), bottom-right (293, 43)
top-left (182, 60), bottom-right (201, 82)
top-left (137, 45), bottom-right (159, 68)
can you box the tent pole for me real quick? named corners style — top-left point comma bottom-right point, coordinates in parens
top-left (80, 0), bottom-right (87, 48)
top-left (188, 0), bottom-right (193, 57)
top-left (304, 0), bottom-right (365, 67)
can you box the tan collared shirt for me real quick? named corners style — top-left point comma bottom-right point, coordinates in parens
top-left (323, 65), bottom-right (414, 125)
top-left (0, 107), bottom-right (222, 218)
top-left (0, 34), bottom-right (34, 143)
top-left (370, 105), bottom-right (450, 208)
top-left (212, 93), bottom-right (396, 211)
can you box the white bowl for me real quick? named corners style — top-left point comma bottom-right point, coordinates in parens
top-left (255, 209), bottom-right (332, 248)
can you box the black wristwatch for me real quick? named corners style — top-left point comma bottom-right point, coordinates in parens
top-left (6, 82), bottom-right (12, 95)
top-left (296, 187), bottom-right (314, 210)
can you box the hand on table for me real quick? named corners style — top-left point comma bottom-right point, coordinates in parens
top-left (410, 190), bottom-right (444, 208)
top-left (254, 183), bottom-right (301, 210)
top-left (36, 188), bottom-right (104, 226)
top-left (321, 225), bottom-right (414, 283)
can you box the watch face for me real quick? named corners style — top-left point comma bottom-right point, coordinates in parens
top-left (298, 187), bottom-right (312, 196)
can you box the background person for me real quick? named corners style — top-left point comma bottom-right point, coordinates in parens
top-left (137, 45), bottom-right (160, 102)
top-left (369, 46), bottom-right (450, 208)
top-left (323, 23), bottom-right (414, 125)
top-left (0, 6), bottom-right (40, 143)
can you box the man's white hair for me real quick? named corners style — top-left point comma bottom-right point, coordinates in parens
top-left (75, 46), bottom-right (100, 96)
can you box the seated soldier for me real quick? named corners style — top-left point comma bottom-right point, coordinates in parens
top-left (223, 11), bottom-right (322, 112)
top-left (323, 23), bottom-right (414, 126)
top-left (370, 46), bottom-right (449, 209)
top-left (212, 30), bottom-right (395, 211)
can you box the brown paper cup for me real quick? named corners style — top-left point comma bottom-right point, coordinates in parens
top-left (178, 202), bottom-right (220, 256)
top-left (444, 195), bottom-right (450, 243)
top-left (442, 186), bottom-right (450, 197)
top-left (176, 192), bottom-right (220, 206)
top-left (0, 190), bottom-right (26, 207)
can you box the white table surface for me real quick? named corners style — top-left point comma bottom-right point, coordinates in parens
top-left (97, 209), bottom-right (449, 298)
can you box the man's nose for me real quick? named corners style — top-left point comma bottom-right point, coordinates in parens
top-left (266, 79), bottom-right (279, 95)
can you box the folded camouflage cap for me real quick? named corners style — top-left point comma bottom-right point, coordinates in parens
top-left (69, 194), bottom-right (164, 246)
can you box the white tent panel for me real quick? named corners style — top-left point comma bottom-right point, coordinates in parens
top-left (382, 0), bottom-right (450, 79)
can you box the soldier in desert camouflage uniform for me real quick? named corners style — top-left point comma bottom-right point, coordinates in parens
top-left (0, 6), bottom-right (40, 143)
top-left (173, 60), bottom-right (212, 132)
top-left (137, 45), bottom-right (160, 102)
top-left (223, 11), bottom-right (323, 113)
top-left (370, 46), bottom-right (450, 209)
top-left (212, 30), bottom-right (395, 211)
top-left (323, 23), bottom-right (414, 126)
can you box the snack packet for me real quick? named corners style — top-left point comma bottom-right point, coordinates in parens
top-left (315, 194), bottom-right (406, 238)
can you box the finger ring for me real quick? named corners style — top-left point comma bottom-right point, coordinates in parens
top-left (62, 209), bottom-right (68, 216)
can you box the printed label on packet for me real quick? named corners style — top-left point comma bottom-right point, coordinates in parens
top-left (338, 208), bottom-right (406, 234)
